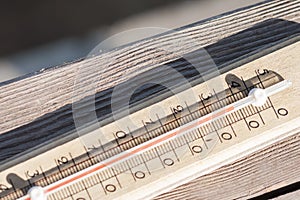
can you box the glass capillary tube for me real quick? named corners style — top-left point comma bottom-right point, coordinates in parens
top-left (20, 80), bottom-right (292, 200)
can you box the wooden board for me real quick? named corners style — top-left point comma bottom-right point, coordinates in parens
top-left (0, 0), bottom-right (299, 199)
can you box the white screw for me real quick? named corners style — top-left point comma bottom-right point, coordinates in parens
top-left (28, 186), bottom-right (47, 200)
top-left (248, 88), bottom-right (268, 107)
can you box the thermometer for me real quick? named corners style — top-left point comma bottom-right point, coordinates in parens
top-left (0, 40), bottom-right (299, 200)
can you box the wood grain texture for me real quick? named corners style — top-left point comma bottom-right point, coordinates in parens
top-left (0, 0), bottom-right (299, 199)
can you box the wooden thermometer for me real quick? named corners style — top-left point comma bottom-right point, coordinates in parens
top-left (0, 40), bottom-right (299, 200)
top-left (0, 1), bottom-right (299, 199)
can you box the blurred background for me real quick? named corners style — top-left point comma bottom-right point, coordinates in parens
top-left (0, 0), bottom-right (262, 83)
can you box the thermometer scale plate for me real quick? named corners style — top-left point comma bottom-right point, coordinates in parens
top-left (0, 42), bottom-right (299, 200)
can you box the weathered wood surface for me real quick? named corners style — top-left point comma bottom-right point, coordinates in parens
top-left (0, 0), bottom-right (299, 199)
